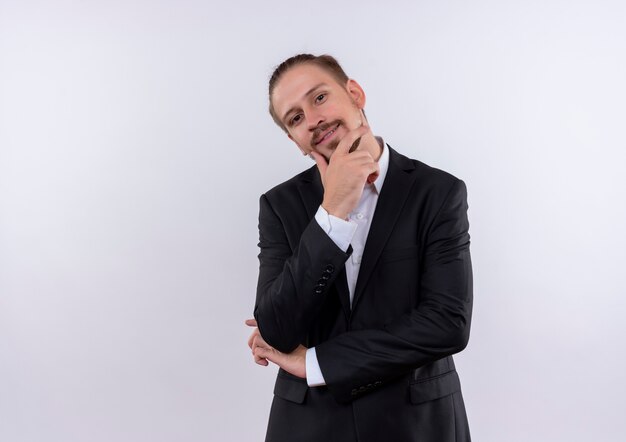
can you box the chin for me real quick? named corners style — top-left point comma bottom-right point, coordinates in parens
top-left (324, 138), bottom-right (341, 154)
top-left (323, 146), bottom-right (339, 160)
top-left (310, 133), bottom-right (342, 162)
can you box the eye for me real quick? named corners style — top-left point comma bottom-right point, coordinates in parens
top-left (315, 93), bottom-right (326, 103)
top-left (289, 114), bottom-right (302, 126)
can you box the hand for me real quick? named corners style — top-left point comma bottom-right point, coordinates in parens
top-left (245, 319), bottom-right (307, 379)
top-left (310, 123), bottom-right (379, 220)
top-left (245, 318), bottom-right (268, 366)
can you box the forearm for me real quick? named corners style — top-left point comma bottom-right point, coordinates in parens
top-left (254, 195), bottom-right (352, 353)
top-left (316, 178), bottom-right (473, 402)
top-left (316, 276), bottom-right (472, 401)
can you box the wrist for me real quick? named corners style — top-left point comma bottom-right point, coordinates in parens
top-left (321, 201), bottom-right (349, 220)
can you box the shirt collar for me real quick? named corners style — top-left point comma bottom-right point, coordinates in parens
top-left (372, 136), bottom-right (389, 194)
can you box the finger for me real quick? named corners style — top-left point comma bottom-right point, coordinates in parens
top-left (367, 172), bottom-right (379, 184)
top-left (254, 351), bottom-right (269, 366)
top-left (367, 163), bottom-right (380, 184)
top-left (349, 157), bottom-right (378, 182)
top-left (251, 334), bottom-right (261, 351)
top-left (348, 136), bottom-right (361, 153)
top-left (348, 149), bottom-right (375, 162)
top-left (247, 329), bottom-right (259, 349)
top-left (253, 333), bottom-right (268, 346)
top-left (245, 318), bottom-right (257, 327)
top-left (347, 150), bottom-right (374, 162)
top-left (310, 151), bottom-right (328, 178)
top-left (251, 335), bottom-right (274, 366)
top-left (254, 346), bottom-right (268, 362)
top-left (335, 125), bottom-right (370, 156)
top-left (252, 334), bottom-right (270, 354)
top-left (255, 346), bottom-right (278, 366)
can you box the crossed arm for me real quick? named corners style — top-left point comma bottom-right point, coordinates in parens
top-left (246, 318), bottom-right (307, 378)
top-left (246, 205), bottom-right (351, 380)
top-left (247, 177), bottom-right (473, 401)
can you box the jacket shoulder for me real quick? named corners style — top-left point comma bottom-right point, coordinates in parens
top-left (390, 146), bottom-right (466, 196)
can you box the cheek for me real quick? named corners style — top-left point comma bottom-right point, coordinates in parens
top-left (331, 103), bottom-right (358, 127)
top-left (324, 103), bottom-right (340, 117)
top-left (291, 130), bottom-right (311, 150)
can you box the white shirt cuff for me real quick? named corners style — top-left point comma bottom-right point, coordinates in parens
top-left (314, 205), bottom-right (357, 252)
top-left (305, 347), bottom-right (326, 387)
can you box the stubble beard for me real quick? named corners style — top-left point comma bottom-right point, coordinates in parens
top-left (311, 120), bottom-right (343, 161)
top-left (325, 137), bottom-right (341, 152)
top-left (316, 136), bottom-right (341, 162)
top-left (311, 103), bottom-right (362, 160)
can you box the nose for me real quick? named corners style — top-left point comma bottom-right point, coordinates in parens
top-left (306, 108), bottom-right (325, 131)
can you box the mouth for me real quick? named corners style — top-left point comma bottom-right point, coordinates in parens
top-left (314, 123), bottom-right (340, 146)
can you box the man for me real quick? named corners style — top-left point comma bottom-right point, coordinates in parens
top-left (246, 54), bottom-right (473, 442)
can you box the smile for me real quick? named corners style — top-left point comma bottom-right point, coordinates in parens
top-left (315, 123), bottom-right (340, 145)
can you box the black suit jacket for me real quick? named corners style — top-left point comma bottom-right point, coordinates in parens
top-left (254, 146), bottom-right (473, 442)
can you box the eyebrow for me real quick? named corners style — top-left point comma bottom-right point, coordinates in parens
top-left (281, 82), bottom-right (328, 123)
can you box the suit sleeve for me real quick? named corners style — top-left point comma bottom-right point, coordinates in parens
top-left (315, 178), bottom-right (473, 403)
top-left (254, 194), bottom-right (352, 353)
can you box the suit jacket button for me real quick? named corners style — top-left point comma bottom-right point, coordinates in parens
top-left (325, 264), bottom-right (335, 273)
top-left (314, 287), bottom-right (323, 294)
top-left (351, 389), bottom-right (358, 396)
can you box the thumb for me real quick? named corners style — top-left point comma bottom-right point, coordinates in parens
top-left (309, 151), bottom-right (328, 180)
top-left (245, 318), bottom-right (257, 327)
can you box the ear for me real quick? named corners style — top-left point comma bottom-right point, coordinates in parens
top-left (288, 133), bottom-right (309, 156)
top-left (346, 79), bottom-right (366, 109)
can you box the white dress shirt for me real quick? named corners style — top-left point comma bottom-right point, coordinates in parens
top-left (305, 137), bottom-right (390, 386)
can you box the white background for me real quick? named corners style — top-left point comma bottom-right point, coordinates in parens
top-left (1, 1), bottom-right (625, 441)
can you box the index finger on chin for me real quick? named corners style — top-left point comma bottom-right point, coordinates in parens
top-left (336, 125), bottom-right (369, 155)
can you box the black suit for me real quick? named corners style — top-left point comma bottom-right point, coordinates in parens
top-left (254, 145), bottom-right (473, 442)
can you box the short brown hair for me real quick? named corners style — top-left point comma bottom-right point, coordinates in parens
top-left (268, 54), bottom-right (349, 133)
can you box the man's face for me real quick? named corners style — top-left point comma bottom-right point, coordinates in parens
top-left (271, 63), bottom-right (365, 161)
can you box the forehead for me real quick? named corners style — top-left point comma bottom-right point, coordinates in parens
top-left (272, 63), bottom-right (343, 117)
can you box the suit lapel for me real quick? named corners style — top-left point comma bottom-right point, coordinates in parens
top-left (297, 167), bottom-right (352, 320)
top-left (351, 146), bottom-right (417, 311)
